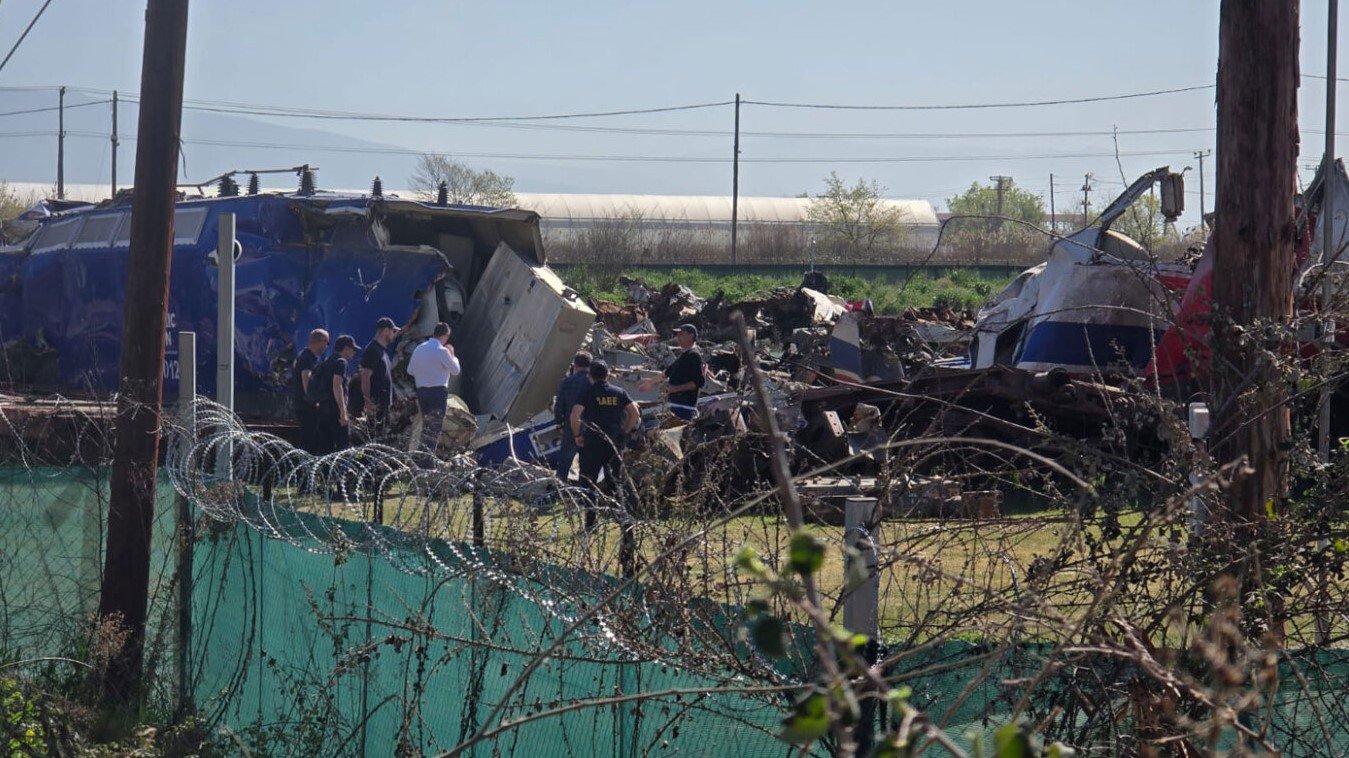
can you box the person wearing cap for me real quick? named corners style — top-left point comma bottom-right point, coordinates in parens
top-left (552, 351), bottom-right (593, 481)
top-left (359, 316), bottom-right (398, 436)
top-left (313, 335), bottom-right (358, 454)
top-left (569, 360), bottom-right (640, 530)
top-left (291, 328), bottom-right (329, 453)
top-left (639, 323), bottom-right (705, 420)
top-left (406, 322), bottom-right (461, 456)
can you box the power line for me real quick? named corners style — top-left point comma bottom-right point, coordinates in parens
top-left (96, 83), bottom-right (1208, 127)
top-left (0, 0), bottom-right (57, 74)
top-left (61, 131), bottom-right (1201, 164)
top-left (741, 84), bottom-right (1216, 111)
top-left (117, 95), bottom-right (735, 123)
top-left (0, 99), bottom-right (108, 119)
top-left (408, 121), bottom-right (1218, 140)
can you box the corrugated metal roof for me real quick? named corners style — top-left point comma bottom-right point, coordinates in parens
top-left (513, 193), bottom-right (938, 226)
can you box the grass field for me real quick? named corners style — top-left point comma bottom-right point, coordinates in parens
top-left (564, 265), bottom-right (1018, 315)
top-left (312, 482), bottom-right (1146, 641)
top-left (275, 481), bottom-right (1348, 649)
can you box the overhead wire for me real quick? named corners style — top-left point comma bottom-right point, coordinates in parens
top-left (741, 84), bottom-right (1216, 111)
top-left (88, 82), bottom-right (1223, 126)
top-left (0, 99), bottom-right (108, 119)
top-left (130, 97), bottom-right (737, 123)
top-left (0, 0), bottom-right (56, 75)
top-left (54, 130), bottom-right (1204, 164)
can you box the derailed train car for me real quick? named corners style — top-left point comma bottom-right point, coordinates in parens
top-left (0, 187), bottom-right (595, 425)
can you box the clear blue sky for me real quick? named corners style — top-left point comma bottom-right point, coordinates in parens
top-left (1, 0), bottom-right (1345, 230)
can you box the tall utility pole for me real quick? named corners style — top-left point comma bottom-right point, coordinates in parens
top-left (1316, 0), bottom-right (1339, 649)
top-left (1049, 174), bottom-right (1056, 233)
top-left (1193, 150), bottom-right (1211, 226)
top-left (98, 0), bottom-right (191, 705)
top-left (56, 85), bottom-right (65, 199)
top-left (989, 176), bottom-right (1012, 231)
top-left (730, 93), bottom-right (741, 266)
top-left (111, 91), bottom-right (119, 197)
top-left (1080, 174), bottom-right (1093, 226)
top-left (1210, 0), bottom-right (1298, 527)
top-left (1319, 0), bottom-right (1339, 466)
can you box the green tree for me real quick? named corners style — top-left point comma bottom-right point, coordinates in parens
top-left (943, 179), bottom-right (1048, 263)
top-left (1110, 192), bottom-right (1177, 251)
top-left (945, 179), bottom-right (1046, 228)
top-left (1, 181), bottom-right (37, 246)
top-left (806, 172), bottom-right (910, 262)
top-left (408, 154), bottom-right (518, 207)
top-left (0, 181), bottom-right (27, 222)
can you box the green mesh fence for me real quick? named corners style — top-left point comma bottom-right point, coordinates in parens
top-left (5, 463), bottom-right (1349, 756)
top-left (0, 467), bottom-right (179, 664)
top-left (186, 502), bottom-right (804, 757)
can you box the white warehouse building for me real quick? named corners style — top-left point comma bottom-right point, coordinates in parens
top-left (513, 193), bottom-right (940, 264)
top-left (9, 183), bottom-right (940, 262)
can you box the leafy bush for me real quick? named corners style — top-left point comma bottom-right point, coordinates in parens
top-left (565, 267), bottom-right (1014, 315)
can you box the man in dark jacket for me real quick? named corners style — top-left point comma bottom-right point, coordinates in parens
top-left (551, 351), bottom-right (592, 480)
top-left (569, 360), bottom-right (640, 530)
top-left (314, 335), bottom-right (358, 454)
top-left (358, 316), bottom-right (397, 439)
top-left (640, 323), bottom-right (705, 420)
top-left (290, 328), bottom-right (329, 452)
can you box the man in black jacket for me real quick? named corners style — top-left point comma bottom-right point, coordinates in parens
top-left (313, 335), bottom-right (358, 454)
top-left (290, 328), bottom-right (329, 452)
top-left (570, 361), bottom-right (641, 530)
top-left (640, 323), bottom-right (705, 420)
top-left (358, 316), bottom-right (397, 439)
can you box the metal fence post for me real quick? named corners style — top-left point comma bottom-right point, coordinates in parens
top-left (843, 497), bottom-right (879, 636)
top-left (1188, 403), bottom-right (1210, 537)
top-left (843, 496), bottom-right (880, 752)
top-left (215, 214), bottom-right (235, 486)
top-left (174, 332), bottom-right (196, 719)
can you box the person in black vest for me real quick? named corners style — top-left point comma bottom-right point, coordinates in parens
top-left (640, 323), bottom-right (705, 420)
top-left (314, 335), bottom-right (358, 454)
top-left (358, 316), bottom-right (397, 439)
top-left (551, 351), bottom-right (592, 481)
top-left (290, 328), bottom-right (329, 452)
top-left (569, 360), bottom-right (640, 530)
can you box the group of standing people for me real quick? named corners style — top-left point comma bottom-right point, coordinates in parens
top-left (552, 323), bottom-right (705, 527)
top-left (290, 316), bottom-right (460, 457)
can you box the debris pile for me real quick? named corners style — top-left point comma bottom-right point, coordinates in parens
top-left (472, 272), bottom-right (994, 515)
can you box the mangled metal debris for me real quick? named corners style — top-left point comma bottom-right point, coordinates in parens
top-left (5, 162), bottom-right (1269, 521)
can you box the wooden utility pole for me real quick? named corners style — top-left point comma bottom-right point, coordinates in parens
top-left (731, 92), bottom-right (741, 266)
top-left (1209, 0), bottom-right (1298, 526)
top-left (57, 86), bottom-right (65, 199)
top-left (1080, 173), bottom-right (1092, 226)
top-left (1194, 149), bottom-right (1211, 226)
top-left (98, 0), bottom-right (190, 704)
top-left (989, 176), bottom-right (1012, 232)
top-left (1049, 173), bottom-right (1056, 233)
top-left (111, 91), bottom-right (119, 197)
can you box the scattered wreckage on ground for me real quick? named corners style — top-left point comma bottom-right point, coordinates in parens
top-left (487, 162), bottom-right (1349, 519)
top-left (6, 163), bottom-right (1349, 521)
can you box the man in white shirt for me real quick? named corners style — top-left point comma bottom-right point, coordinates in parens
top-left (406, 322), bottom-right (461, 456)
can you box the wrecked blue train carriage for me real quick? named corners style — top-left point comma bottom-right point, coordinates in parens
top-left (1, 192), bottom-right (591, 422)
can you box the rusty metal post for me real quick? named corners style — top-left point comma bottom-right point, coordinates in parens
top-left (472, 488), bottom-right (485, 547)
top-left (174, 331), bottom-right (196, 718)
